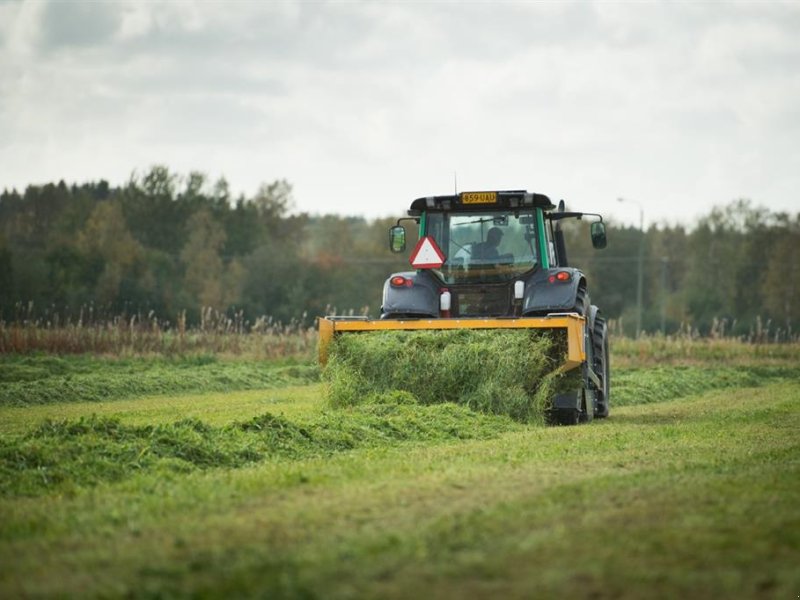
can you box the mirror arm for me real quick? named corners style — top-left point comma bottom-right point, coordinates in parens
top-left (395, 217), bottom-right (419, 227)
top-left (548, 212), bottom-right (604, 222)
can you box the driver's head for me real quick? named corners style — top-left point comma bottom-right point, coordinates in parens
top-left (487, 227), bottom-right (503, 247)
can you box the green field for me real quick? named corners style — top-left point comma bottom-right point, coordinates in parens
top-left (1, 347), bottom-right (799, 598)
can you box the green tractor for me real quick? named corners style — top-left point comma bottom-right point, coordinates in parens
top-left (320, 190), bottom-right (610, 425)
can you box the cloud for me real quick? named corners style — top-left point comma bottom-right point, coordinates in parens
top-left (38, 0), bottom-right (122, 50)
top-left (1, 1), bottom-right (799, 223)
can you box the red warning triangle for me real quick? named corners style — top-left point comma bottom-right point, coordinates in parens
top-left (409, 236), bottom-right (446, 269)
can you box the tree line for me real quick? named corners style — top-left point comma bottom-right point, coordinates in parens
top-left (560, 198), bottom-right (799, 338)
top-left (1, 167), bottom-right (797, 337)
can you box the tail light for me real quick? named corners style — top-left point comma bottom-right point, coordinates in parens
top-left (548, 271), bottom-right (572, 284)
top-left (390, 276), bottom-right (413, 287)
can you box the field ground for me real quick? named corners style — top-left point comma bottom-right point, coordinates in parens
top-left (1, 347), bottom-right (799, 598)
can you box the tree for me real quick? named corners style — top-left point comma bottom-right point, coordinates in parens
top-left (180, 209), bottom-right (242, 311)
top-left (77, 201), bottom-right (142, 305)
top-left (647, 224), bottom-right (689, 331)
top-left (254, 180), bottom-right (293, 224)
top-left (122, 166), bottom-right (189, 254)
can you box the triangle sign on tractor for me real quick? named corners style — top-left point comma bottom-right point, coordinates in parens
top-left (409, 236), bottom-right (446, 269)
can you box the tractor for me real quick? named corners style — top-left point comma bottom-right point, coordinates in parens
top-left (319, 190), bottom-right (610, 425)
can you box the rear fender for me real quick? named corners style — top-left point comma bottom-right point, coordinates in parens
top-left (381, 271), bottom-right (439, 318)
top-left (522, 268), bottom-right (585, 315)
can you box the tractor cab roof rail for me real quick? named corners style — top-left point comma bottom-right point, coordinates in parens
top-left (408, 190), bottom-right (555, 215)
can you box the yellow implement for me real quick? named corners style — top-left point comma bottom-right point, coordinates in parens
top-left (318, 314), bottom-right (587, 372)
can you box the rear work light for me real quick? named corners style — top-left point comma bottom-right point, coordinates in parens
top-left (390, 275), bottom-right (413, 287)
top-left (548, 271), bottom-right (572, 283)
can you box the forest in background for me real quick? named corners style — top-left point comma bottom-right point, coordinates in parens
top-left (1, 166), bottom-right (797, 338)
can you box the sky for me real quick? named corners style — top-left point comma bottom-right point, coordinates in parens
top-left (1, 0), bottom-right (799, 227)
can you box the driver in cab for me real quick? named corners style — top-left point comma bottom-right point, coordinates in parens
top-left (472, 227), bottom-right (504, 262)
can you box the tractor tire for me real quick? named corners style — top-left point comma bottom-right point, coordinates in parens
top-left (544, 283), bottom-right (594, 427)
top-left (579, 386), bottom-right (594, 423)
top-left (560, 285), bottom-right (591, 424)
top-left (572, 284), bottom-right (587, 316)
top-left (552, 408), bottom-right (580, 426)
top-left (593, 316), bottom-right (610, 418)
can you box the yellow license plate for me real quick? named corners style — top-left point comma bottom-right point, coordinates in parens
top-left (461, 192), bottom-right (497, 204)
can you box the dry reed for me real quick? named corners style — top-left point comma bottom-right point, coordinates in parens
top-left (0, 306), bottom-right (316, 359)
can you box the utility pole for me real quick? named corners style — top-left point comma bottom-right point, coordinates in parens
top-left (617, 198), bottom-right (644, 338)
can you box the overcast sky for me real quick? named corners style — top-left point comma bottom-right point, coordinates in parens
top-left (1, 0), bottom-right (799, 226)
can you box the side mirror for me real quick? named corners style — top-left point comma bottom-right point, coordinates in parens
top-left (389, 225), bottom-right (406, 253)
top-left (590, 221), bottom-right (607, 249)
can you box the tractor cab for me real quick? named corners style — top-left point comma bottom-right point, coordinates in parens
top-left (388, 190), bottom-right (605, 318)
top-left (386, 191), bottom-right (606, 319)
top-left (391, 191), bottom-right (553, 281)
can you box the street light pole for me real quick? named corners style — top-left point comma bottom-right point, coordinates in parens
top-left (617, 198), bottom-right (644, 338)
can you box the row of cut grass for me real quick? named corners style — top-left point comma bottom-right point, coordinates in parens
top-left (1, 353), bottom-right (796, 436)
top-left (611, 364), bottom-right (800, 406)
top-left (0, 386), bottom-right (320, 435)
top-left (323, 329), bottom-right (800, 423)
top-left (1, 382), bottom-right (797, 598)
top-left (0, 403), bottom-right (517, 498)
top-left (4, 358), bottom-right (796, 498)
top-left (0, 354), bottom-right (318, 406)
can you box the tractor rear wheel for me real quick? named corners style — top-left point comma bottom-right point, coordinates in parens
top-left (593, 316), bottom-right (610, 418)
top-left (573, 284), bottom-right (587, 316)
top-left (579, 385), bottom-right (594, 423)
top-left (551, 285), bottom-right (591, 426)
top-left (552, 407), bottom-right (580, 426)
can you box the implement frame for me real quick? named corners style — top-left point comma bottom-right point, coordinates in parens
top-left (318, 315), bottom-right (587, 372)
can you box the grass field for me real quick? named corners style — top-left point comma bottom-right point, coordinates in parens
top-left (1, 342), bottom-right (799, 598)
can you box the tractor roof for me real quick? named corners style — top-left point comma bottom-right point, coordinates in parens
top-left (408, 190), bottom-right (555, 215)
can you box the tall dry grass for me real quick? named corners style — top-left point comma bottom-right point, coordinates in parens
top-left (3, 305), bottom-right (798, 365)
top-left (611, 336), bottom-right (800, 367)
top-left (608, 315), bottom-right (798, 344)
top-left (0, 306), bottom-right (316, 359)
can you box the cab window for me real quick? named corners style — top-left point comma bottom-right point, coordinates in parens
top-left (425, 210), bottom-right (540, 284)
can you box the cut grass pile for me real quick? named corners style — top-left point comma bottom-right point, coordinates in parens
top-left (613, 364), bottom-right (800, 406)
top-left (2, 347), bottom-right (800, 597)
top-left (324, 329), bottom-right (560, 423)
top-left (2, 381), bottom-right (798, 598)
top-left (0, 354), bottom-right (318, 406)
top-left (4, 361), bottom-right (797, 498)
top-left (323, 330), bottom-right (800, 422)
top-left (0, 404), bottom-right (516, 498)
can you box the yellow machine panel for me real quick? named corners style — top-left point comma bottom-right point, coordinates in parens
top-left (318, 315), bottom-right (586, 372)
